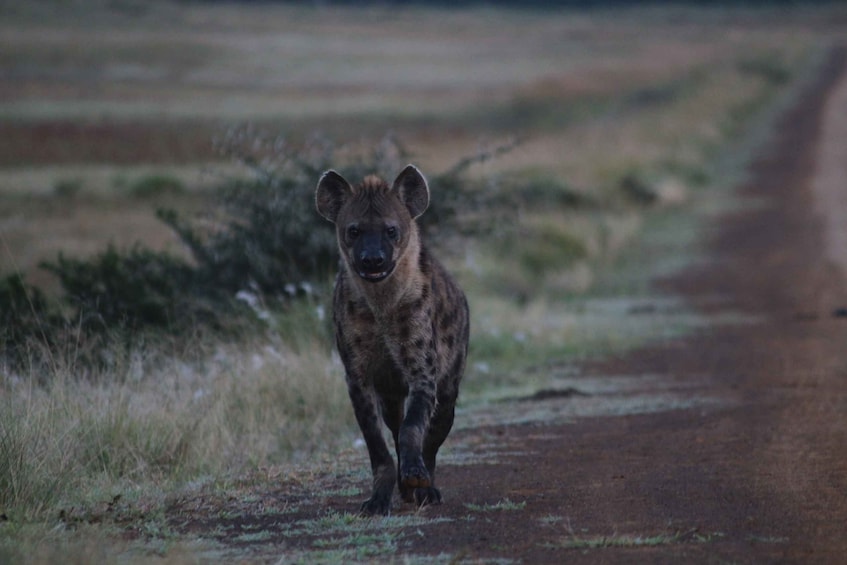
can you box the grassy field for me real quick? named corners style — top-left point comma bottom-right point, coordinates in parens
top-left (0, 1), bottom-right (843, 562)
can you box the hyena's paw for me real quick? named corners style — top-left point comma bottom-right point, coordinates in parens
top-left (414, 486), bottom-right (442, 507)
top-left (400, 458), bottom-right (432, 489)
top-left (399, 481), bottom-right (416, 503)
top-left (359, 494), bottom-right (392, 517)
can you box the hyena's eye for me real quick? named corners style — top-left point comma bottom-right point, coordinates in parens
top-left (346, 225), bottom-right (360, 240)
top-left (386, 226), bottom-right (399, 240)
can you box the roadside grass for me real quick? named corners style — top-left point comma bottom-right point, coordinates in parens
top-left (459, 45), bottom-right (830, 402)
top-left (464, 499), bottom-right (527, 513)
top-left (193, 508), bottom-right (457, 564)
top-left (551, 529), bottom-right (725, 550)
top-left (280, 513), bottom-right (455, 563)
top-left (0, 333), bottom-right (354, 518)
top-left (0, 2), bottom-right (839, 563)
top-left (536, 516), bottom-right (725, 551)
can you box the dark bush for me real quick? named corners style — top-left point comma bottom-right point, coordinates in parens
top-left (158, 128), bottom-right (498, 298)
top-left (738, 53), bottom-right (792, 86)
top-left (2, 129), bottom-right (515, 374)
top-left (618, 172), bottom-right (659, 206)
top-left (156, 129), bottom-right (342, 297)
top-left (493, 172), bottom-right (587, 211)
top-left (0, 274), bottom-right (63, 369)
top-left (40, 245), bottom-right (224, 333)
top-left (130, 174), bottom-right (185, 199)
top-left (157, 173), bottom-right (338, 298)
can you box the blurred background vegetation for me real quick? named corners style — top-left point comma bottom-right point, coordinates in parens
top-left (0, 0), bottom-right (843, 560)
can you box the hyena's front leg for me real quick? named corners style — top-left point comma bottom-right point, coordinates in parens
top-left (379, 395), bottom-right (416, 503)
top-left (347, 380), bottom-right (396, 516)
top-left (398, 378), bottom-right (437, 491)
top-left (415, 389), bottom-right (458, 506)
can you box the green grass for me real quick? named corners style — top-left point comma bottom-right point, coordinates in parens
top-left (313, 531), bottom-right (399, 556)
top-left (553, 530), bottom-right (724, 550)
top-left (129, 174), bottom-right (186, 199)
top-left (464, 499), bottom-right (527, 512)
top-left (224, 511), bottom-right (458, 563)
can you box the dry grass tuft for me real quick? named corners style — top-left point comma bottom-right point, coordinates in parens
top-left (0, 334), bottom-right (353, 522)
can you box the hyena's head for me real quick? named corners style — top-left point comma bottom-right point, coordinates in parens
top-left (316, 164), bottom-right (429, 283)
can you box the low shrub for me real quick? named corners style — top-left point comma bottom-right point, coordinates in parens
top-left (129, 174), bottom-right (185, 199)
top-left (40, 245), bottom-right (226, 333)
top-left (156, 129), bottom-right (409, 298)
top-left (0, 274), bottom-right (64, 372)
top-left (0, 132), bottom-right (344, 372)
top-left (738, 53), bottom-right (792, 86)
top-left (1, 130), bottom-right (516, 374)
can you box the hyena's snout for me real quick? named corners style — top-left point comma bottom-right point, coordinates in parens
top-left (352, 229), bottom-right (397, 282)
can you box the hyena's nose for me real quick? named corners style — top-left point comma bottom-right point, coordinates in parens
top-left (360, 250), bottom-right (386, 271)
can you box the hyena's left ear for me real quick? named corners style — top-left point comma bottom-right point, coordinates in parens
top-left (392, 164), bottom-right (430, 219)
top-left (316, 170), bottom-right (352, 223)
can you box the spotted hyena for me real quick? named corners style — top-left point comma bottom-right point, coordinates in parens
top-left (315, 164), bottom-right (469, 516)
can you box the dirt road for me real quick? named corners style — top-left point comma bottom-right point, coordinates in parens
top-left (402, 46), bottom-right (847, 563)
top-left (409, 47), bottom-right (847, 563)
top-left (170, 47), bottom-right (847, 563)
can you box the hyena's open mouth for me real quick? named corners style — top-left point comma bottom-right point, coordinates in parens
top-left (357, 267), bottom-right (394, 282)
top-left (353, 248), bottom-right (397, 282)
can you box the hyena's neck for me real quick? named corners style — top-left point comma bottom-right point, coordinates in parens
top-left (348, 238), bottom-right (425, 317)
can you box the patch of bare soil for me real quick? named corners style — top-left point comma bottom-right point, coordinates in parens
top-left (0, 121), bottom-right (221, 166)
top-left (168, 47), bottom-right (847, 563)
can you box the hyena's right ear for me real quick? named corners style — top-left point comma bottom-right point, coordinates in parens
top-left (316, 170), bottom-right (352, 223)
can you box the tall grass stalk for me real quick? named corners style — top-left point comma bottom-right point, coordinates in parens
top-left (0, 383), bottom-right (80, 520)
top-left (0, 334), bottom-right (351, 522)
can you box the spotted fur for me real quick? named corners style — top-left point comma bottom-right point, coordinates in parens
top-left (316, 165), bottom-right (469, 516)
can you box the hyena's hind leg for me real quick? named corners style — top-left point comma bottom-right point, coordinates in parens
top-left (415, 391), bottom-right (458, 506)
